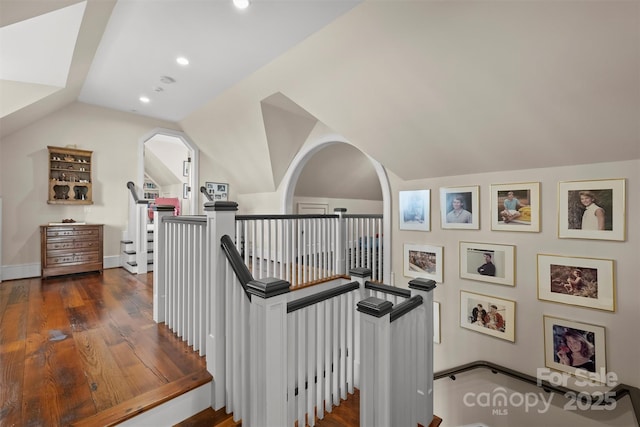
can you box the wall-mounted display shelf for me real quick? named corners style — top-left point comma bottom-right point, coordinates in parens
top-left (143, 175), bottom-right (160, 200)
top-left (47, 146), bottom-right (93, 205)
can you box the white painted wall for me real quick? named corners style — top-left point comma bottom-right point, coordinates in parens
top-left (0, 102), bottom-right (180, 273)
top-left (391, 159), bottom-right (639, 389)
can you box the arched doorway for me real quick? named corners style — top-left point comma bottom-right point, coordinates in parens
top-left (137, 128), bottom-right (200, 215)
top-left (281, 135), bottom-right (392, 284)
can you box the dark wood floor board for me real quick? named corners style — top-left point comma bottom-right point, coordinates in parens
top-left (0, 301), bottom-right (27, 345)
top-left (74, 328), bottom-right (140, 411)
top-left (0, 268), bottom-right (210, 427)
top-left (0, 340), bottom-right (26, 426)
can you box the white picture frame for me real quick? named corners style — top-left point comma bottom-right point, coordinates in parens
top-left (399, 189), bottom-right (430, 231)
top-left (558, 178), bottom-right (626, 241)
top-left (491, 182), bottom-right (540, 232)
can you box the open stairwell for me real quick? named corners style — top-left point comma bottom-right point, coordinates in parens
top-left (121, 224), bottom-right (154, 273)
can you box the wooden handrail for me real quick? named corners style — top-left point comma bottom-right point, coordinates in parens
top-left (220, 234), bottom-right (254, 299)
top-left (126, 181), bottom-right (139, 202)
top-left (365, 280), bottom-right (411, 298)
top-left (287, 281), bottom-right (359, 313)
top-left (435, 360), bottom-right (640, 424)
top-left (200, 186), bottom-right (213, 202)
top-left (389, 295), bottom-right (423, 322)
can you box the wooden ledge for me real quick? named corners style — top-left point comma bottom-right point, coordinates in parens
top-left (70, 370), bottom-right (212, 427)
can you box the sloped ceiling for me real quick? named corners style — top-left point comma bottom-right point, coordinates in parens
top-left (182, 0), bottom-right (639, 193)
top-left (261, 93), bottom-right (318, 189)
top-left (2, 1), bottom-right (639, 196)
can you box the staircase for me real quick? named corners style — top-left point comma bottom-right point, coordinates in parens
top-left (121, 223), bottom-right (154, 273)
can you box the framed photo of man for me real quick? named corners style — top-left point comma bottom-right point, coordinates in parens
top-left (558, 178), bottom-right (625, 241)
top-left (459, 242), bottom-right (516, 287)
top-left (440, 186), bottom-right (479, 230)
top-left (491, 182), bottom-right (540, 232)
top-left (404, 243), bottom-right (443, 283)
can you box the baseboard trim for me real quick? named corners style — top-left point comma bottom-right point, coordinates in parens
top-left (1, 255), bottom-right (123, 281)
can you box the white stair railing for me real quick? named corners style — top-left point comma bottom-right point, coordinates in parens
top-left (151, 201), bottom-right (434, 426)
top-left (357, 277), bottom-right (436, 427)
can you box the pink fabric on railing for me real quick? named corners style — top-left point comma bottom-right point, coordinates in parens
top-left (149, 197), bottom-right (181, 220)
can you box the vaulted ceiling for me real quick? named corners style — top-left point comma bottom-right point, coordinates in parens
top-left (2, 1), bottom-right (639, 198)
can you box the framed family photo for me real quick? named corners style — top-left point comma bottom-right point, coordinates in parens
top-left (544, 316), bottom-right (606, 380)
top-left (460, 291), bottom-right (515, 342)
top-left (205, 181), bottom-right (229, 201)
top-left (558, 178), bottom-right (626, 241)
top-left (537, 254), bottom-right (615, 312)
top-left (399, 189), bottom-right (430, 231)
top-left (440, 186), bottom-right (479, 230)
top-left (404, 243), bottom-right (443, 283)
top-left (491, 182), bottom-right (540, 232)
top-left (459, 242), bottom-right (516, 287)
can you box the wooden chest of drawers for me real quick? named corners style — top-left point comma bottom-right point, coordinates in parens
top-left (40, 224), bottom-right (104, 278)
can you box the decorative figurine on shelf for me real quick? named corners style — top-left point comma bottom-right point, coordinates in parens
top-left (53, 185), bottom-right (70, 199)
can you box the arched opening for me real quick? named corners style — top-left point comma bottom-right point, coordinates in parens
top-left (281, 135), bottom-right (392, 284)
top-left (137, 128), bottom-right (200, 215)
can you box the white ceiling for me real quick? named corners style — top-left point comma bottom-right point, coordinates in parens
top-left (1, 0), bottom-right (360, 123)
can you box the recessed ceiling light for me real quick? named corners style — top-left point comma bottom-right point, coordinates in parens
top-left (139, 96), bottom-right (150, 103)
top-left (233, 0), bottom-right (250, 10)
top-left (176, 56), bottom-right (189, 66)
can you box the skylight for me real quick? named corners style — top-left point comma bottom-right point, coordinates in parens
top-left (0, 1), bottom-right (86, 87)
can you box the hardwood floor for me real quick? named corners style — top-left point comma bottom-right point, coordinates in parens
top-left (0, 268), bottom-right (210, 427)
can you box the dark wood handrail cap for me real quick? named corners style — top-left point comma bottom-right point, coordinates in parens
top-left (408, 278), bottom-right (437, 292)
top-left (246, 277), bottom-right (291, 299)
top-left (357, 297), bottom-right (393, 317)
top-left (350, 267), bottom-right (372, 278)
top-left (204, 201), bottom-right (238, 211)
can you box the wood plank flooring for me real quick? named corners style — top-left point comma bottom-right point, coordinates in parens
top-left (0, 268), bottom-right (210, 427)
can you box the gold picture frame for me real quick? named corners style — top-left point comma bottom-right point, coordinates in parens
top-left (403, 243), bottom-right (443, 283)
top-left (460, 290), bottom-right (515, 342)
top-left (543, 315), bottom-right (606, 381)
top-left (537, 254), bottom-right (615, 312)
top-left (459, 241), bottom-right (516, 287)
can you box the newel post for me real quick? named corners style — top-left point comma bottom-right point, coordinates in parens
top-left (152, 205), bottom-right (175, 323)
top-left (350, 267), bottom-right (372, 388)
top-left (408, 278), bottom-right (437, 427)
top-left (358, 296), bottom-right (393, 427)
top-left (204, 201), bottom-right (238, 410)
top-left (334, 207), bottom-right (347, 275)
top-left (247, 277), bottom-right (291, 427)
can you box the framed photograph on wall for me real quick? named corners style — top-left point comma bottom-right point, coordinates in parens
top-left (491, 182), bottom-right (540, 232)
top-left (460, 291), bottom-right (515, 342)
top-left (544, 316), bottom-right (606, 380)
top-left (440, 186), bottom-right (479, 230)
top-left (459, 242), bottom-right (516, 287)
top-left (182, 183), bottom-right (189, 199)
top-left (182, 160), bottom-right (190, 177)
top-left (558, 178), bottom-right (626, 241)
top-left (399, 190), bottom-right (430, 231)
top-left (537, 254), bottom-right (615, 312)
top-left (205, 181), bottom-right (229, 201)
top-left (433, 301), bottom-right (441, 344)
top-left (404, 243), bottom-right (443, 283)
